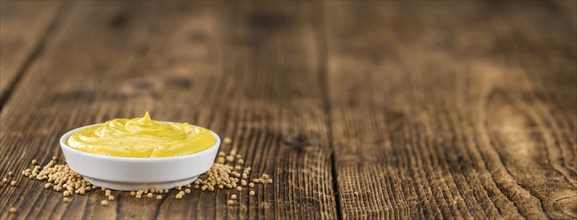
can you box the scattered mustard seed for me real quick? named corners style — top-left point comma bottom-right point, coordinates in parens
top-left (9, 207), bottom-right (17, 213)
top-left (224, 137), bottom-right (232, 144)
top-left (12, 151), bottom-right (272, 208)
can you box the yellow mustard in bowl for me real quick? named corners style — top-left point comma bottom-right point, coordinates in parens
top-left (67, 112), bottom-right (215, 158)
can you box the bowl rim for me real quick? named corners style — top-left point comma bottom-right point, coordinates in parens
top-left (60, 122), bottom-right (221, 162)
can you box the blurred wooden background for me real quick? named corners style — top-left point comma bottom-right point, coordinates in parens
top-left (1, 1), bottom-right (576, 219)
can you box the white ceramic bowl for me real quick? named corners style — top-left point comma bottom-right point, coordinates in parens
top-left (60, 123), bottom-right (220, 191)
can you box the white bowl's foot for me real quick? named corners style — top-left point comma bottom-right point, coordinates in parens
top-left (84, 176), bottom-right (199, 191)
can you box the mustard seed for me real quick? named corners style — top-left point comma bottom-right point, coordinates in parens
top-left (227, 200), bottom-right (234, 205)
top-left (31, 159), bottom-right (37, 165)
top-left (156, 195), bottom-right (162, 200)
top-left (2, 178), bottom-right (7, 183)
top-left (63, 197), bottom-right (72, 203)
top-left (185, 189), bottom-right (191, 193)
top-left (175, 194), bottom-right (183, 199)
top-left (267, 179), bottom-right (273, 184)
top-left (249, 183), bottom-right (255, 188)
top-left (224, 137), bottom-right (232, 144)
top-left (147, 193), bottom-right (153, 198)
top-left (10, 181), bottom-right (16, 186)
top-left (130, 191), bottom-right (136, 196)
top-left (108, 196), bottom-right (115, 201)
top-left (231, 194), bottom-right (237, 200)
top-left (249, 191), bottom-right (255, 196)
top-left (9, 207), bottom-right (17, 213)
top-left (262, 174), bottom-right (269, 180)
top-left (8, 171), bottom-right (14, 176)
top-left (101, 200), bottom-right (108, 206)
top-left (105, 190), bottom-right (111, 196)
top-left (176, 186), bottom-right (182, 190)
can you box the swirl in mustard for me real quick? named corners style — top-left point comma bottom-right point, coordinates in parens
top-left (67, 112), bottom-right (215, 158)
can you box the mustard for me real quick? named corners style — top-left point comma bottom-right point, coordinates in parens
top-left (67, 112), bottom-right (215, 158)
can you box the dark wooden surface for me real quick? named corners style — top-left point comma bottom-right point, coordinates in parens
top-left (1, 1), bottom-right (576, 219)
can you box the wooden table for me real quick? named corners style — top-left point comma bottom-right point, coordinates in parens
top-left (1, 1), bottom-right (576, 219)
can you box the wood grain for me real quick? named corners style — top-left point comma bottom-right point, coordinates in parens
top-left (0, 1), bottom-right (337, 219)
top-left (0, 1), bottom-right (62, 106)
top-left (324, 1), bottom-right (576, 219)
top-left (1, 1), bottom-right (576, 219)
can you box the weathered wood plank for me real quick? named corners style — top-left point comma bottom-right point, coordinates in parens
top-left (0, 1), bottom-right (337, 219)
top-left (0, 1), bottom-right (62, 106)
top-left (325, 1), bottom-right (577, 219)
